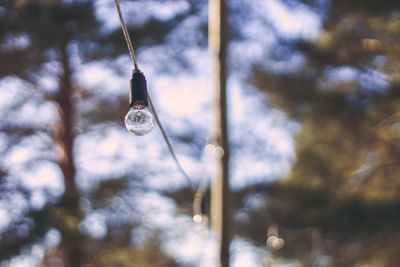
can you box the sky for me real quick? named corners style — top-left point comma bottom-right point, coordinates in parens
top-left (0, 0), bottom-right (322, 266)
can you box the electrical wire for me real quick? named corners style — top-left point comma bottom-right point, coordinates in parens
top-left (148, 97), bottom-right (195, 191)
top-left (113, 0), bottom-right (139, 71)
top-left (113, 0), bottom-right (195, 192)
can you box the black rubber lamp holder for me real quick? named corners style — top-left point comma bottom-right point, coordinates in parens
top-left (129, 71), bottom-right (149, 107)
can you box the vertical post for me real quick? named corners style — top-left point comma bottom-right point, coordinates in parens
top-left (209, 0), bottom-right (231, 266)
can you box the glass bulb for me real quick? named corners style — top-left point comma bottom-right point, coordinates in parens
top-left (124, 104), bottom-right (154, 136)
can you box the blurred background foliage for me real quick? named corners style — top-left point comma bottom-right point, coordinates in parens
top-left (250, 0), bottom-right (400, 266)
top-left (0, 0), bottom-right (399, 266)
top-left (0, 0), bottom-right (195, 265)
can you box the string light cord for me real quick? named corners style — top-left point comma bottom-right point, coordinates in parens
top-left (113, 0), bottom-right (195, 191)
top-left (113, 0), bottom-right (139, 71)
top-left (148, 97), bottom-right (195, 191)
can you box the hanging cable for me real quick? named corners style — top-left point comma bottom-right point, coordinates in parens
top-left (113, 0), bottom-right (195, 191)
top-left (148, 97), bottom-right (195, 191)
top-left (113, 0), bottom-right (139, 71)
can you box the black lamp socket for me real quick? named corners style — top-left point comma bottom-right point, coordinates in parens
top-left (129, 71), bottom-right (148, 107)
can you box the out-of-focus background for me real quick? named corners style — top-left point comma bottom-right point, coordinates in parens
top-left (0, 0), bottom-right (400, 266)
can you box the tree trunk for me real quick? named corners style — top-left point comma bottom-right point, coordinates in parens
top-left (57, 42), bottom-right (78, 201)
top-left (54, 40), bottom-right (83, 267)
top-left (209, 0), bottom-right (232, 266)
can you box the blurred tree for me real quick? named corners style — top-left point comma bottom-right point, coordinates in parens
top-left (0, 0), bottom-right (199, 265)
top-left (249, 0), bottom-right (400, 266)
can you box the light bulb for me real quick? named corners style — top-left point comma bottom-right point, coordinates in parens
top-left (125, 71), bottom-right (154, 136)
top-left (125, 103), bottom-right (154, 136)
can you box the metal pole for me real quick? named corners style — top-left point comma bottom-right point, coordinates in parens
top-left (209, 0), bottom-right (231, 266)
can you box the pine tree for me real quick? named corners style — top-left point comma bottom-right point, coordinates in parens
top-left (249, 1), bottom-right (400, 265)
top-left (0, 0), bottom-right (196, 265)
